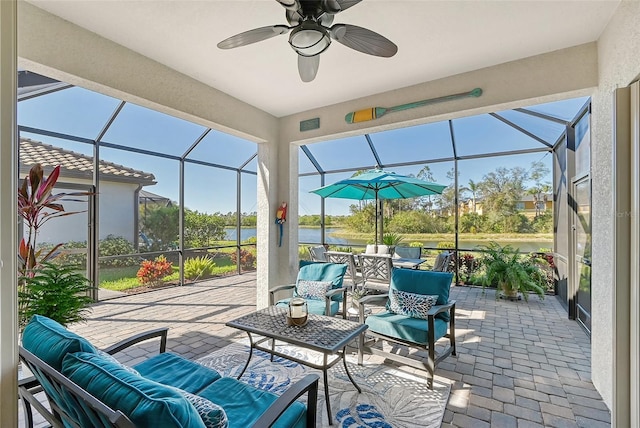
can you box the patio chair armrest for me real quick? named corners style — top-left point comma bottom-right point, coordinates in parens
top-left (357, 293), bottom-right (389, 322)
top-left (325, 286), bottom-right (347, 298)
top-left (426, 300), bottom-right (456, 317)
top-left (102, 327), bottom-right (169, 355)
top-left (251, 374), bottom-right (319, 428)
top-left (269, 284), bottom-right (296, 305)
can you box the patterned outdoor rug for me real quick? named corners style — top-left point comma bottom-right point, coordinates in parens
top-left (196, 342), bottom-right (451, 428)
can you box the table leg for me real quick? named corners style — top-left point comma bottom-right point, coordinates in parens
top-left (323, 353), bottom-right (333, 425)
top-left (237, 332), bottom-right (254, 380)
top-left (342, 346), bottom-right (362, 393)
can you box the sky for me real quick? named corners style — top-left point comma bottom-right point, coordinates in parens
top-left (18, 84), bottom-right (587, 217)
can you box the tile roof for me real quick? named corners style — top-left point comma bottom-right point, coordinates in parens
top-left (19, 137), bottom-right (156, 185)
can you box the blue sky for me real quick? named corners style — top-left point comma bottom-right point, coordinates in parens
top-left (18, 85), bottom-right (586, 216)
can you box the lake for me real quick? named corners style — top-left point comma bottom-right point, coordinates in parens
top-left (224, 227), bottom-right (551, 252)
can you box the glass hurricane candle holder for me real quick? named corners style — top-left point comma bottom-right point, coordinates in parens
top-left (287, 297), bottom-right (308, 326)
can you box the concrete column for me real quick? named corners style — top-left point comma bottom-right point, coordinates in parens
top-left (256, 135), bottom-right (299, 309)
top-left (0, 0), bottom-right (18, 426)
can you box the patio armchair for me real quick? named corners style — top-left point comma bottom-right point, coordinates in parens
top-left (270, 261), bottom-right (349, 318)
top-left (307, 245), bottom-right (328, 262)
top-left (432, 251), bottom-right (453, 272)
top-left (325, 250), bottom-right (363, 288)
top-left (358, 253), bottom-right (394, 293)
top-left (357, 269), bottom-right (456, 389)
top-left (393, 245), bottom-right (421, 259)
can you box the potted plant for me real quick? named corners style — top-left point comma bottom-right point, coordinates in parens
top-left (480, 242), bottom-right (545, 301)
top-left (382, 232), bottom-right (404, 255)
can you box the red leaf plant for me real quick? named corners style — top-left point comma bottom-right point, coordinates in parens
top-left (18, 164), bottom-right (92, 276)
top-left (137, 255), bottom-right (173, 285)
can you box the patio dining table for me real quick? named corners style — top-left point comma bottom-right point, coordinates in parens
top-left (391, 257), bottom-right (426, 269)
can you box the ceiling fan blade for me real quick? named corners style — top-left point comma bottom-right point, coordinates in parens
top-left (321, 0), bottom-right (363, 14)
top-left (330, 24), bottom-right (397, 57)
top-left (217, 25), bottom-right (290, 49)
top-left (298, 55), bottom-right (320, 82)
top-left (276, 0), bottom-right (300, 11)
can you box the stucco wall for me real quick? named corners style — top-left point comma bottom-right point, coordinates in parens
top-left (591, 0), bottom-right (640, 410)
top-left (32, 180), bottom-right (140, 245)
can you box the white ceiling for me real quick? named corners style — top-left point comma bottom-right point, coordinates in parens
top-left (27, 0), bottom-right (619, 118)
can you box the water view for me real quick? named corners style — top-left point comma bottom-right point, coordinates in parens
top-left (224, 227), bottom-right (551, 253)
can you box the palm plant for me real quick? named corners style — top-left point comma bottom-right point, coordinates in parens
top-left (480, 242), bottom-right (545, 301)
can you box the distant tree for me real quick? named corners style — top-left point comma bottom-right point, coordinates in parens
top-left (141, 205), bottom-right (179, 251)
top-left (184, 210), bottom-right (226, 248)
top-left (478, 166), bottom-right (528, 216)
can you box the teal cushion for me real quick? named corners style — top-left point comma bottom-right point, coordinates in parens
top-left (365, 312), bottom-right (448, 346)
top-left (133, 352), bottom-right (221, 395)
top-left (62, 352), bottom-right (205, 428)
top-left (390, 269), bottom-right (453, 321)
top-left (21, 315), bottom-right (96, 371)
top-left (198, 377), bottom-right (307, 428)
top-left (295, 262), bottom-right (347, 302)
top-left (275, 298), bottom-right (340, 316)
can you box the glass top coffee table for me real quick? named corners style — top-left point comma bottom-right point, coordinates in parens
top-left (226, 306), bottom-right (368, 425)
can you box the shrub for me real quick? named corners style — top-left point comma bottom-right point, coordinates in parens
top-left (409, 241), bottom-right (423, 248)
top-left (436, 241), bottom-right (455, 250)
top-left (231, 249), bottom-right (256, 269)
top-left (100, 235), bottom-right (138, 267)
top-left (137, 255), bottom-right (173, 285)
top-left (184, 256), bottom-right (216, 280)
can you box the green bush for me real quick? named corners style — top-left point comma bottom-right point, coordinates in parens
top-left (99, 235), bottom-right (138, 267)
top-left (409, 241), bottom-right (423, 248)
top-left (231, 249), bottom-right (256, 269)
top-left (184, 256), bottom-right (216, 280)
top-left (436, 241), bottom-right (455, 250)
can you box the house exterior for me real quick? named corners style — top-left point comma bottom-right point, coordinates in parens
top-left (19, 137), bottom-right (156, 245)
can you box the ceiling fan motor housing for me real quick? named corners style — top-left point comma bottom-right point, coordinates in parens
top-left (289, 20), bottom-right (331, 57)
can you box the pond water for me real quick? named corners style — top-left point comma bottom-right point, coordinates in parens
top-left (224, 227), bottom-right (551, 252)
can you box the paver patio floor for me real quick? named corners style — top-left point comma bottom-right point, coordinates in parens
top-left (22, 272), bottom-right (610, 427)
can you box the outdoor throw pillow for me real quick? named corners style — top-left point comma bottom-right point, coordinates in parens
top-left (175, 389), bottom-right (228, 428)
top-left (388, 289), bottom-right (439, 320)
top-left (296, 279), bottom-right (333, 300)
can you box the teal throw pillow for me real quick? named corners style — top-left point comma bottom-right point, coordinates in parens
top-left (296, 280), bottom-right (332, 300)
top-left (95, 350), bottom-right (140, 375)
top-left (387, 289), bottom-right (439, 320)
top-left (175, 389), bottom-right (228, 428)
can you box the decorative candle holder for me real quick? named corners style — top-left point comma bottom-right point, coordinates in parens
top-left (286, 298), bottom-right (308, 326)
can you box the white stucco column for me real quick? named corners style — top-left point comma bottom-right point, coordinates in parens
top-left (0, 0), bottom-right (18, 425)
top-left (256, 136), bottom-right (299, 309)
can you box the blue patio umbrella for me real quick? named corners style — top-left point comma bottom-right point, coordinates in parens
top-left (310, 169), bottom-right (446, 244)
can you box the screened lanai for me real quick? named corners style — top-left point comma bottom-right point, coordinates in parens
top-left (17, 70), bottom-right (260, 301)
top-left (18, 70), bottom-right (591, 330)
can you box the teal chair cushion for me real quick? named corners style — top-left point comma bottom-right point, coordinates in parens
top-left (365, 312), bottom-right (449, 346)
top-left (62, 351), bottom-right (205, 428)
top-left (198, 377), bottom-right (307, 428)
top-left (294, 262), bottom-right (347, 302)
top-left (389, 268), bottom-right (453, 321)
top-left (21, 315), bottom-right (96, 371)
top-left (275, 297), bottom-right (340, 316)
top-left (133, 352), bottom-right (222, 395)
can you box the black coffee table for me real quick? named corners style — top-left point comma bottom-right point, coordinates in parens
top-left (226, 306), bottom-right (368, 425)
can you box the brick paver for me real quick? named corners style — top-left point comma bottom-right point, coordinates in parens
top-left (20, 274), bottom-right (611, 427)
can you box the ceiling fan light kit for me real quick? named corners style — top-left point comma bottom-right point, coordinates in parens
top-left (218, 0), bottom-right (397, 82)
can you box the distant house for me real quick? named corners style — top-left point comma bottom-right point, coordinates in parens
top-left (19, 137), bottom-right (156, 245)
top-left (459, 193), bottom-right (552, 216)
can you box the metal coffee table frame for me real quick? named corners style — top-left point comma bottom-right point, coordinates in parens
top-left (226, 306), bottom-right (367, 425)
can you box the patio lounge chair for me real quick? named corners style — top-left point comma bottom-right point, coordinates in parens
top-left (357, 269), bottom-right (456, 389)
top-left (20, 315), bottom-right (318, 428)
top-left (270, 261), bottom-right (349, 318)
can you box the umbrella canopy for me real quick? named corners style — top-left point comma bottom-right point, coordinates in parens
top-left (310, 169), bottom-right (446, 244)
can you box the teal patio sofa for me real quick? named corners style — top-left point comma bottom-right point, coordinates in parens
top-left (20, 315), bottom-right (318, 428)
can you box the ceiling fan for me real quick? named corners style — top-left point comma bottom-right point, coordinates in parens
top-left (217, 0), bottom-right (398, 82)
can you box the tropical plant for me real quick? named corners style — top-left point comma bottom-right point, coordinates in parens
top-left (231, 249), bottom-right (256, 270)
top-left (184, 256), bottom-right (216, 280)
top-left (479, 242), bottom-right (545, 301)
top-left (19, 263), bottom-right (93, 327)
top-left (382, 232), bottom-right (404, 246)
top-left (18, 164), bottom-right (90, 275)
top-left (137, 255), bottom-right (173, 285)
